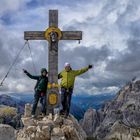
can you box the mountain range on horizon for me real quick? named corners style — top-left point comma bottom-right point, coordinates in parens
top-left (1, 79), bottom-right (140, 140)
top-left (0, 92), bottom-right (115, 120)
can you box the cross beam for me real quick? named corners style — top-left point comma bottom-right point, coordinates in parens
top-left (24, 31), bottom-right (82, 40)
top-left (24, 10), bottom-right (82, 114)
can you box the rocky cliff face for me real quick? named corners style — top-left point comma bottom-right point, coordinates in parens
top-left (80, 108), bottom-right (100, 137)
top-left (81, 80), bottom-right (140, 140)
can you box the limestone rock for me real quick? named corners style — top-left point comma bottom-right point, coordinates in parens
top-left (62, 125), bottom-right (80, 140)
top-left (51, 127), bottom-right (65, 140)
top-left (51, 136), bottom-right (66, 140)
top-left (21, 117), bottom-right (37, 127)
top-left (42, 126), bottom-right (51, 138)
top-left (53, 114), bottom-right (63, 126)
top-left (17, 114), bottom-right (87, 140)
top-left (81, 80), bottom-right (140, 140)
top-left (68, 115), bottom-right (87, 140)
top-left (26, 126), bottom-right (36, 133)
top-left (81, 108), bottom-right (100, 137)
top-left (24, 103), bottom-right (42, 118)
top-left (104, 121), bottom-right (140, 140)
top-left (0, 124), bottom-right (16, 140)
top-left (24, 103), bottom-right (32, 117)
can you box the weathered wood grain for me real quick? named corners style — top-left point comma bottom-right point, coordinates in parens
top-left (49, 10), bottom-right (58, 27)
top-left (24, 31), bottom-right (45, 40)
top-left (24, 31), bottom-right (82, 40)
top-left (48, 10), bottom-right (58, 84)
top-left (61, 31), bottom-right (82, 40)
top-left (47, 10), bottom-right (59, 113)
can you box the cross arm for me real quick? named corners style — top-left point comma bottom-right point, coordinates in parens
top-left (24, 31), bottom-right (82, 41)
top-left (24, 31), bottom-right (45, 40)
top-left (61, 31), bottom-right (82, 40)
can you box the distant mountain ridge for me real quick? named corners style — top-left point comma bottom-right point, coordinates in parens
top-left (0, 92), bottom-right (115, 120)
top-left (0, 94), bottom-right (25, 113)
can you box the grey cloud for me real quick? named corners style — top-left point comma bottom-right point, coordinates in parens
top-left (27, 0), bottom-right (93, 8)
top-left (59, 44), bottom-right (110, 70)
top-left (0, 41), bottom-right (11, 67)
top-left (106, 39), bottom-right (140, 81)
top-left (0, 0), bottom-right (140, 95)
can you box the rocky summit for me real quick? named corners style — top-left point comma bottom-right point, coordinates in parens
top-left (81, 80), bottom-right (140, 140)
top-left (0, 101), bottom-right (87, 140)
top-left (17, 113), bottom-right (87, 140)
top-left (2, 79), bottom-right (140, 140)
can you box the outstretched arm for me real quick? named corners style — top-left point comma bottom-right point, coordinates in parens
top-left (58, 72), bottom-right (62, 79)
top-left (74, 65), bottom-right (93, 76)
top-left (23, 69), bottom-right (39, 80)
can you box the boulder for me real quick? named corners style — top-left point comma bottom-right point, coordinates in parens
top-left (24, 104), bottom-right (32, 117)
top-left (0, 124), bottom-right (16, 140)
top-left (21, 117), bottom-right (37, 127)
top-left (81, 108), bottom-right (99, 137)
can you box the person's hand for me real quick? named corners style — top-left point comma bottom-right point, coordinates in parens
top-left (23, 69), bottom-right (28, 74)
top-left (88, 65), bottom-right (93, 69)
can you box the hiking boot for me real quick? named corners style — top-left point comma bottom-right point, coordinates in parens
top-left (60, 110), bottom-right (65, 116)
top-left (41, 113), bottom-right (46, 117)
top-left (64, 112), bottom-right (70, 119)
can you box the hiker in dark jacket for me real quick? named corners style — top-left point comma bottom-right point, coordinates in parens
top-left (23, 68), bottom-right (48, 118)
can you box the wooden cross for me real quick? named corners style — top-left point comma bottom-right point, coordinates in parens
top-left (24, 10), bottom-right (82, 114)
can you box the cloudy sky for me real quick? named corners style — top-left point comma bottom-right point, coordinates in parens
top-left (0, 0), bottom-right (140, 95)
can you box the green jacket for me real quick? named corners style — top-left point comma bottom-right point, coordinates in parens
top-left (58, 67), bottom-right (89, 89)
top-left (25, 72), bottom-right (48, 92)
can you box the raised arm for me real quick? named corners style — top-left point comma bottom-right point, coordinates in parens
top-left (23, 69), bottom-right (39, 80)
top-left (74, 65), bottom-right (93, 76)
top-left (58, 72), bottom-right (62, 79)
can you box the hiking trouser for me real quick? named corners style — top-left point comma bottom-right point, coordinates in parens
top-left (31, 90), bottom-right (46, 115)
top-left (61, 87), bottom-right (73, 115)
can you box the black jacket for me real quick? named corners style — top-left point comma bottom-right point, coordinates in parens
top-left (25, 72), bottom-right (48, 92)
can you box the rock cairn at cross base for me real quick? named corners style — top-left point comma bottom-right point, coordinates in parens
top-left (17, 103), bottom-right (87, 140)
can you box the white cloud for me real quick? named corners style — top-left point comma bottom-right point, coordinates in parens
top-left (0, 0), bottom-right (31, 16)
top-left (0, 0), bottom-right (140, 95)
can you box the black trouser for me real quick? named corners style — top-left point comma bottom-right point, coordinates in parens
top-left (31, 90), bottom-right (46, 115)
top-left (61, 87), bottom-right (73, 115)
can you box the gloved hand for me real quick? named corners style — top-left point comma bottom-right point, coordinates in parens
top-left (23, 69), bottom-right (28, 74)
top-left (88, 65), bottom-right (93, 69)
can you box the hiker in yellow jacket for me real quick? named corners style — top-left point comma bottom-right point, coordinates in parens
top-left (58, 62), bottom-right (93, 117)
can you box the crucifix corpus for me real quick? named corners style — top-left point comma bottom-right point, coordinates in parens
top-left (24, 10), bottom-right (82, 114)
